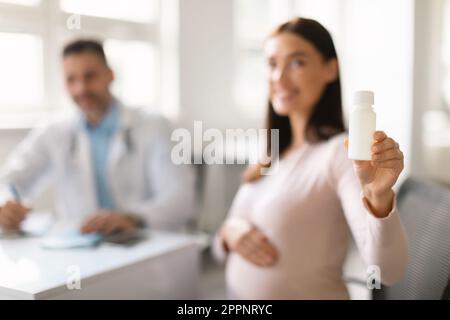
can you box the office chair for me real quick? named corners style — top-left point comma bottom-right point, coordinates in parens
top-left (373, 177), bottom-right (450, 300)
top-left (441, 276), bottom-right (450, 300)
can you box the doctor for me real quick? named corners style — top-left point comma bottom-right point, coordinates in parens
top-left (0, 39), bottom-right (195, 234)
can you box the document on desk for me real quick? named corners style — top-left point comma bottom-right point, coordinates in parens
top-left (40, 230), bottom-right (147, 249)
top-left (40, 230), bottom-right (103, 249)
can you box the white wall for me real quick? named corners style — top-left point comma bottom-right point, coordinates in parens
top-left (178, 0), bottom-right (233, 130)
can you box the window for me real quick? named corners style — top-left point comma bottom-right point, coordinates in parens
top-left (0, 0), bottom-right (40, 6)
top-left (0, 33), bottom-right (43, 111)
top-left (60, 0), bottom-right (157, 23)
top-left (104, 39), bottom-right (157, 109)
top-left (0, 0), bottom-right (159, 128)
top-left (233, 0), bottom-right (291, 118)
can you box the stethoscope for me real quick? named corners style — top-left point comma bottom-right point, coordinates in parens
top-left (69, 127), bottom-right (135, 162)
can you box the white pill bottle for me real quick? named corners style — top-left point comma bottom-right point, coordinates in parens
top-left (348, 91), bottom-right (376, 160)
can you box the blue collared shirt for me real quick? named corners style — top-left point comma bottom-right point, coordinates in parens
top-left (82, 100), bottom-right (119, 210)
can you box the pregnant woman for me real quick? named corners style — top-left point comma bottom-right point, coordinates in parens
top-left (214, 17), bottom-right (408, 299)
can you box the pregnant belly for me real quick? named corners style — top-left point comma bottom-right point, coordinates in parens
top-left (225, 253), bottom-right (349, 300)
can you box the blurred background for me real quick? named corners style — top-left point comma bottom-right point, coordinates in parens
top-left (0, 0), bottom-right (449, 299)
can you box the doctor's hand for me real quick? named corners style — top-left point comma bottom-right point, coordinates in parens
top-left (220, 217), bottom-right (278, 267)
top-left (80, 211), bottom-right (138, 235)
top-left (345, 131), bottom-right (404, 218)
top-left (0, 200), bottom-right (31, 231)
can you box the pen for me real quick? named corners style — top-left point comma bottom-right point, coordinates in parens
top-left (9, 184), bottom-right (21, 202)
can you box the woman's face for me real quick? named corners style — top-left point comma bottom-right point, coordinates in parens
top-left (265, 32), bottom-right (337, 117)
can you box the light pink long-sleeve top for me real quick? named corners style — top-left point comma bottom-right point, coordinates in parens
top-left (214, 133), bottom-right (409, 299)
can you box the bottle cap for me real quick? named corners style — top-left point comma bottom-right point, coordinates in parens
top-left (353, 90), bottom-right (374, 105)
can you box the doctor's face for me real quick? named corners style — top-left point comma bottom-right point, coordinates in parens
top-left (63, 52), bottom-right (114, 114)
top-left (265, 32), bottom-right (337, 117)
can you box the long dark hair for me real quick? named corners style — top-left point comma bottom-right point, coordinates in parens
top-left (243, 17), bottom-right (345, 182)
top-left (267, 17), bottom-right (345, 157)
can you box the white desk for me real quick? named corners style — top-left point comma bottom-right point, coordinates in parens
top-left (0, 230), bottom-right (200, 300)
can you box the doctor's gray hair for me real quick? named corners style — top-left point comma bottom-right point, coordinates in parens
top-left (62, 39), bottom-right (108, 66)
